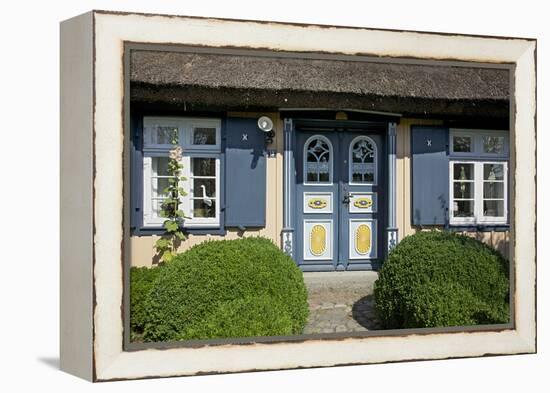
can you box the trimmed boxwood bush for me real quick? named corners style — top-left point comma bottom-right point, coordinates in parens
top-left (374, 231), bottom-right (509, 329)
top-left (141, 237), bottom-right (309, 342)
top-left (130, 266), bottom-right (162, 340)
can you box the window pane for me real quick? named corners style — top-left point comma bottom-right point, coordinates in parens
top-left (153, 157), bottom-right (170, 176)
top-left (319, 171), bottom-right (330, 182)
top-left (192, 157), bottom-right (216, 176)
top-left (307, 171), bottom-right (318, 182)
top-left (194, 178), bottom-right (216, 198)
top-left (484, 200), bottom-right (505, 217)
top-left (453, 136), bottom-right (472, 153)
top-left (152, 199), bottom-right (165, 217)
top-left (483, 163), bottom-right (504, 180)
top-left (146, 125), bottom-right (178, 145)
top-left (453, 200), bottom-right (474, 217)
top-left (483, 136), bottom-right (504, 154)
top-left (351, 163), bottom-right (375, 183)
top-left (306, 137), bottom-right (331, 183)
top-left (351, 138), bottom-right (375, 163)
top-left (193, 127), bottom-right (217, 145)
top-left (350, 138), bottom-right (376, 183)
top-left (193, 199), bottom-right (216, 218)
top-left (453, 163), bottom-right (474, 180)
top-left (453, 182), bottom-right (474, 199)
top-left (483, 182), bottom-right (504, 199)
top-left (152, 177), bottom-right (170, 197)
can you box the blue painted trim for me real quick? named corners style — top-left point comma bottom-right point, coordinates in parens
top-left (224, 117), bottom-right (267, 228)
top-left (130, 113), bottom-right (144, 231)
top-left (448, 155), bottom-right (509, 161)
top-left (447, 225), bottom-right (510, 233)
top-left (282, 118), bottom-right (296, 257)
top-left (410, 125), bottom-right (450, 226)
top-left (386, 122), bottom-right (398, 256)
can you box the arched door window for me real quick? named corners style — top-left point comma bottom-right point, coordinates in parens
top-left (349, 136), bottom-right (377, 184)
top-left (304, 135), bottom-right (333, 184)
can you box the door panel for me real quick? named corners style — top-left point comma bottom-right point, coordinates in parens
top-left (295, 132), bottom-right (339, 270)
top-left (339, 132), bottom-right (384, 270)
top-left (295, 129), bottom-right (385, 271)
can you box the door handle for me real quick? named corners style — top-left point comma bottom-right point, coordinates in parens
top-left (342, 191), bottom-right (351, 204)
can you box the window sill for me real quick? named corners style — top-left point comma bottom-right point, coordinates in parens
top-left (131, 226), bottom-right (226, 236)
top-left (447, 224), bottom-right (510, 232)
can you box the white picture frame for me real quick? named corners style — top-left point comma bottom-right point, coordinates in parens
top-left (60, 10), bottom-right (536, 381)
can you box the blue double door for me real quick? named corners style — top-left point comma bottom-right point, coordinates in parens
top-left (295, 129), bottom-right (385, 271)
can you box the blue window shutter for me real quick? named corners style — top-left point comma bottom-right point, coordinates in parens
top-left (130, 113), bottom-right (143, 231)
top-left (411, 126), bottom-right (449, 226)
top-left (224, 117), bottom-right (266, 228)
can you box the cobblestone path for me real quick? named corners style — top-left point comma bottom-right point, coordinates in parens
top-left (303, 271), bottom-right (382, 335)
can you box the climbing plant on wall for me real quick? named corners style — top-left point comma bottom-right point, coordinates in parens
top-left (155, 129), bottom-right (188, 263)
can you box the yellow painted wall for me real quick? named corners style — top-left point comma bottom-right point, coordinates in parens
top-left (130, 112), bottom-right (283, 267)
top-left (395, 118), bottom-right (510, 260)
top-left (131, 115), bottom-right (510, 267)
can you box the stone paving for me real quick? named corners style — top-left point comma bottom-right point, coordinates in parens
top-left (303, 271), bottom-right (382, 334)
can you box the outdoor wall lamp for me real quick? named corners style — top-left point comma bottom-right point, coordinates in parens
top-left (258, 115), bottom-right (275, 145)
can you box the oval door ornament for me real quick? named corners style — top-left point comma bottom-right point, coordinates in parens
top-left (353, 197), bottom-right (373, 209)
top-left (310, 225), bottom-right (327, 256)
top-left (308, 198), bottom-right (327, 209)
top-left (355, 224), bottom-right (371, 255)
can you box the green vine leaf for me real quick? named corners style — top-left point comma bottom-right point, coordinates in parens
top-left (164, 220), bottom-right (179, 232)
top-left (155, 238), bottom-right (170, 248)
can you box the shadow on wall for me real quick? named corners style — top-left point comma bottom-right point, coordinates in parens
top-left (149, 227), bottom-right (266, 265)
top-left (409, 227), bottom-right (510, 261)
top-left (464, 231), bottom-right (510, 260)
top-left (413, 193), bottom-right (447, 226)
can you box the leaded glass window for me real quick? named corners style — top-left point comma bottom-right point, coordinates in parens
top-left (305, 136), bottom-right (332, 183)
top-left (350, 136), bottom-right (377, 184)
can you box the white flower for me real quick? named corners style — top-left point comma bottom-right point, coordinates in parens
top-left (169, 146), bottom-right (183, 161)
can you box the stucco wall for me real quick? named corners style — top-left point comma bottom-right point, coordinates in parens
top-left (396, 118), bottom-right (510, 260)
top-left (130, 111), bottom-right (283, 267)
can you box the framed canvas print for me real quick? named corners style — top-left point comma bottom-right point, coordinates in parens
top-left (60, 10), bottom-right (536, 381)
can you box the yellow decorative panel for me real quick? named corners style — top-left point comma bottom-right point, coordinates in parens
top-left (308, 198), bottom-right (327, 209)
top-left (353, 197), bottom-right (373, 209)
top-left (310, 225), bottom-right (327, 256)
top-left (355, 224), bottom-right (371, 255)
top-left (349, 192), bottom-right (376, 213)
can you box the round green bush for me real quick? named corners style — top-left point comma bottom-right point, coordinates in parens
top-left (142, 237), bottom-right (309, 342)
top-left (129, 266), bottom-right (162, 340)
top-left (374, 231), bottom-right (509, 329)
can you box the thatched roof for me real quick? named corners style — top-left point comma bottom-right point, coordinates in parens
top-left (130, 50), bottom-right (510, 118)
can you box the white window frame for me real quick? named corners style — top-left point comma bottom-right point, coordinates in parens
top-left (303, 135), bottom-right (334, 186)
top-left (449, 160), bottom-right (508, 226)
top-left (142, 117), bottom-right (222, 229)
top-left (181, 153), bottom-right (221, 228)
top-left (186, 119), bottom-right (222, 151)
top-left (449, 160), bottom-right (477, 225)
top-left (349, 135), bottom-right (378, 186)
top-left (449, 129), bottom-right (509, 226)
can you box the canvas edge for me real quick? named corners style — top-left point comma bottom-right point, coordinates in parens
top-left (59, 11), bottom-right (95, 381)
